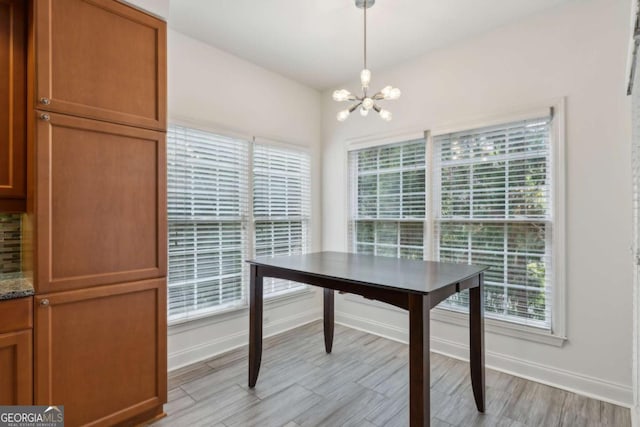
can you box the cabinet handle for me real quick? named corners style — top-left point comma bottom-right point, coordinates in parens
top-left (39, 97), bottom-right (51, 105)
top-left (40, 299), bottom-right (50, 307)
top-left (39, 113), bottom-right (50, 121)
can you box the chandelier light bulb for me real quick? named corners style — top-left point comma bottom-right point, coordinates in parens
top-left (389, 88), bottom-right (401, 100)
top-left (381, 86), bottom-right (392, 98)
top-left (362, 97), bottom-right (374, 110)
top-left (360, 107), bottom-right (369, 117)
top-left (360, 69), bottom-right (371, 88)
top-left (337, 109), bottom-right (351, 122)
top-left (379, 109), bottom-right (392, 121)
top-left (333, 89), bottom-right (351, 102)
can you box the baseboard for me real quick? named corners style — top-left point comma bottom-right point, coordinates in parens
top-left (431, 335), bottom-right (633, 408)
top-left (336, 311), bottom-right (408, 343)
top-left (168, 309), bottom-right (321, 371)
top-left (336, 310), bottom-right (633, 407)
top-left (631, 405), bottom-right (640, 427)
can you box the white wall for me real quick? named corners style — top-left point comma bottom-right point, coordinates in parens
top-left (632, 56), bottom-right (640, 427)
top-left (121, 0), bottom-right (169, 20)
top-left (322, 0), bottom-right (634, 405)
top-left (630, 1), bottom-right (640, 423)
top-left (167, 29), bottom-right (323, 370)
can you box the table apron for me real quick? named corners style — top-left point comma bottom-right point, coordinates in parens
top-left (254, 265), bottom-right (481, 312)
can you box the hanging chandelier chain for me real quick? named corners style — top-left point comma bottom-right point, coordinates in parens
top-left (364, 0), bottom-right (367, 69)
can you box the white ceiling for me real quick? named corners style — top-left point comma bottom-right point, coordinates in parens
top-left (169, 0), bottom-right (574, 90)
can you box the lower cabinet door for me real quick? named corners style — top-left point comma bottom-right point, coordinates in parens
top-left (0, 329), bottom-right (33, 405)
top-left (34, 278), bottom-right (167, 427)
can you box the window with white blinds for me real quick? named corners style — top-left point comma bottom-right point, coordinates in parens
top-left (167, 126), bottom-right (312, 322)
top-left (253, 143), bottom-right (311, 297)
top-left (167, 126), bottom-right (249, 322)
top-left (348, 140), bottom-right (426, 260)
top-left (348, 114), bottom-right (555, 329)
top-left (434, 116), bottom-right (553, 328)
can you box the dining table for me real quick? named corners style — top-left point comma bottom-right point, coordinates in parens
top-left (246, 251), bottom-right (488, 427)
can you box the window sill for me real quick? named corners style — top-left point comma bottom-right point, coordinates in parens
top-left (168, 287), bottom-right (317, 335)
top-left (431, 307), bottom-right (567, 347)
top-left (344, 293), bottom-right (566, 347)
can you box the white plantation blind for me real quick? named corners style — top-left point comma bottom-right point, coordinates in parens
top-left (349, 140), bottom-right (426, 260)
top-left (434, 116), bottom-right (553, 328)
top-left (253, 143), bottom-right (311, 296)
top-left (168, 125), bottom-right (249, 321)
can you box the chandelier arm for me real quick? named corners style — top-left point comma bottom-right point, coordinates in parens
top-left (372, 92), bottom-right (384, 100)
top-left (350, 102), bottom-right (362, 113)
top-left (372, 104), bottom-right (381, 113)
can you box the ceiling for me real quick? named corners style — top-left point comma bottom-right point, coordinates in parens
top-left (169, 0), bottom-right (574, 90)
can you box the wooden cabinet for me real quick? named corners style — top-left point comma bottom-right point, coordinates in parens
top-left (27, 1), bottom-right (168, 425)
top-left (0, 297), bottom-right (33, 405)
top-left (34, 279), bottom-right (167, 426)
top-left (34, 112), bottom-right (167, 293)
top-left (34, 0), bottom-right (167, 131)
top-left (0, 0), bottom-right (27, 212)
top-left (0, 331), bottom-right (33, 405)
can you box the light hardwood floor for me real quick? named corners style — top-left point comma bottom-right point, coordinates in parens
top-left (154, 321), bottom-right (631, 427)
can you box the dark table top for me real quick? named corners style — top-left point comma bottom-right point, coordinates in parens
top-left (247, 251), bottom-right (488, 295)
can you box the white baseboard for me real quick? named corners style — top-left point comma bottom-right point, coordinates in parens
top-left (336, 311), bottom-right (408, 343)
top-left (336, 310), bottom-right (633, 407)
top-left (632, 405), bottom-right (640, 427)
top-left (168, 310), bottom-right (322, 371)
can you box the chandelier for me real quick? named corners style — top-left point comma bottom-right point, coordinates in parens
top-left (333, 0), bottom-right (401, 122)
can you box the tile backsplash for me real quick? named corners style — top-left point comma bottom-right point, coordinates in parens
top-left (0, 214), bottom-right (21, 274)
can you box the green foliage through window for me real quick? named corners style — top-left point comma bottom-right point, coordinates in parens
top-left (349, 115), bottom-right (553, 329)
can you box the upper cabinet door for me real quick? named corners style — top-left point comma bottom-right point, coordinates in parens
top-left (34, 0), bottom-right (167, 131)
top-left (0, 0), bottom-right (26, 209)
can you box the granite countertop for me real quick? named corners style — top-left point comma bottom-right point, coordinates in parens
top-left (0, 272), bottom-right (34, 301)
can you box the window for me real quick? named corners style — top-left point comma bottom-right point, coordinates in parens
top-left (348, 140), bottom-right (426, 259)
top-left (167, 126), bottom-right (249, 321)
top-left (167, 126), bottom-right (311, 322)
top-left (253, 143), bottom-right (311, 296)
top-left (434, 116), bottom-right (553, 328)
top-left (348, 113), bottom-right (556, 330)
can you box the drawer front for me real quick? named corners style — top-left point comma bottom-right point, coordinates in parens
top-left (0, 297), bottom-right (33, 334)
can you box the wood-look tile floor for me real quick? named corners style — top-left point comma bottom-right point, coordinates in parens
top-left (153, 321), bottom-right (631, 427)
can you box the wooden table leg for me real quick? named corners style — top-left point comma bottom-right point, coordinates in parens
top-left (249, 264), bottom-right (263, 388)
top-left (408, 294), bottom-right (431, 427)
top-left (324, 289), bottom-right (334, 353)
top-left (469, 273), bottom-right (485, 412)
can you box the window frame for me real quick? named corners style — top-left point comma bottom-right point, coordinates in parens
top-left (167, 120), bottom-right (314, 325)
top-left (345, 100), bottom-right (566, 346)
